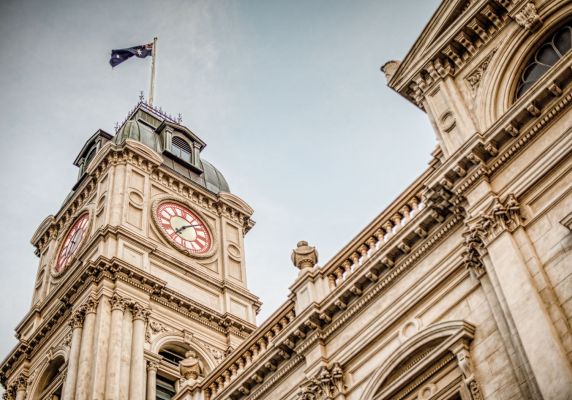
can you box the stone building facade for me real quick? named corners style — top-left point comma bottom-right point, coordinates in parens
top-left (1, 0), bottom-right (571, 399)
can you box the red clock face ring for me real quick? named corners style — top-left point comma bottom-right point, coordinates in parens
top-left (156, 202), bottom-right (212, 254)
top-left (55, 213), bottom-right (89, 273)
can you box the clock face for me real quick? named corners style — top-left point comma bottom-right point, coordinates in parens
top-left (55, 213), bottom-right (90, 273)
top-left (156, 202), bottom-right (212, 254)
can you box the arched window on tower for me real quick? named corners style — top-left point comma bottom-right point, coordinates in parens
top-left (34, 355), bottom-right (65, 399)
top-left (516, 21), bottom-right (572, 99)
top-left (171, 136), bottom-right (193, 164)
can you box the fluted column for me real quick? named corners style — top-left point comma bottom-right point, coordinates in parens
top-left (62, 309), bottom-right (85, 400)
top-left (91, 295), bottom-right (112, 400)
top-left (75, 297), bottom-right (98, 400)
top-left (105, 294), bottom-right (127, 400)
top-left (129, 303), bottom-right (149, 400)
top-left (119, 307), bottom-right (133, 400)
top-left (146, 361), bottom-right (159, 400)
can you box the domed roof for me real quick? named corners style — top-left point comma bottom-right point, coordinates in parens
top-left (114, 119), bottom-right (158, 149)
top-left (201, 160), bottom-right (230, 193)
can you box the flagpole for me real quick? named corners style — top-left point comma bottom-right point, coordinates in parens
top-left (148, 37), bottom-right (158, 106)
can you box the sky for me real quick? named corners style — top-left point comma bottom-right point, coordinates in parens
top-left (0, 0), bottom-right (440, 361)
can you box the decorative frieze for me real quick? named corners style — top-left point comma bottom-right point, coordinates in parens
top-left (145, 320), bottom-right (167, 343)
top-left (296, 363), bottom-right (344, 400)
top-left (466, 50), bottom-right (497, 92)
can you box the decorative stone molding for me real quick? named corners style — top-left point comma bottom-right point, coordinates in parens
top-left (471, 194), bottom-right (524, 245)
top-left (513, 2), bottom-right (542, 32)
top-left (80, 296), bottom-right (98, 315)
top-left (455, 348), bottom-right (483, 400)
top-left (465, 50), bottom-right (497, 92)
top-left (145, 320), bottom-right (167, 343)
top-left (146, 360), bottom-right (159, 371)
top-left (292, 241), bottom-right (319, 271)
top-left (296, 363), bottom-right (344, 400)
top-left (462, 224), bottom-right (486, 280)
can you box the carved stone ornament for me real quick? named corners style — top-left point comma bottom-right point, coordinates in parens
top-left (131, 302), bottom-right (150, 321)
top-left (513, 2), bottom-right (542, 32)
top-left (470, 194), bottom-right (524, 246)
top-left (81, 296), bottom-right (99, 315)
top-left (291, 241), bottom-right (319, 271)
top-left (109, 293), bottom-right (128, 311)
top-left (62, 330), bottom-right (73, 348)
top-left (179, 350), bottom-right (204, 388)
top-left (465, 50), bottom-right (497, 92)
top-left (69, 308), bottom-right (85, 329)
top-left (296, 363), bottom-right (344, 400)
top-left (145, 320), bottom-right (167, 343)
top-left (456, 349), bottom-right (483, 400)
top-left (462, 224), bottom-right (486, 280)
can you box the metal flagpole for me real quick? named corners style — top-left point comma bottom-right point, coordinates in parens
top-left (148, 37), bottom-right (158, 106)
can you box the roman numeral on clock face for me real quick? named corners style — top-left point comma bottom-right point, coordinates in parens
top-left (156, 202), bottom-right (212, 255)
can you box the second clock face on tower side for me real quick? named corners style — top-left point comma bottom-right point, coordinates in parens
top-left (155, 202), bottom-right (212, 255)
top-left (55, 213), bottom-right (90, 273)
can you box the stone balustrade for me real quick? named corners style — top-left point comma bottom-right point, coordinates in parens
top-left (323, 186), bottom-right (426, 289)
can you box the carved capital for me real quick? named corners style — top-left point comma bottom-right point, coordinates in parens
top-left (109, 293), bottom-right (128, 311)
top-left (291, 241), bottom-right (319, 270)
top-left (15, 375), bottom-right (27, 391)
top-left (513, 2), bottom-right (542, 32)
top-left (69, 308), bottom-right (86, 329)
top-left (81, 296), bottom-right (99, 315)
top-left (146, 360), bottom-right (159, 371)
top-left (131, 302), bottom-right (150, 321)
top-left (297, 363), bottom-right (344, 400)
top-left (462, 223), bottom-right (487, 280)
top-left (471, 194), bottom-right (524, 245)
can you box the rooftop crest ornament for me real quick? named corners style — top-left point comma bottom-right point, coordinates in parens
top-left (291, 241), bottom-right (318, 271)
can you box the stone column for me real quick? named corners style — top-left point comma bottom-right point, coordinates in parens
top-left (14, 375), bottom-right (27, 400)
top-left (119, 307), bottom-right (133, 400)
top-left (473, 195), bottom-right (572, 399)
top-left (75, 297), bottom-right (98, 400)
top-left (91, 295), bottom-right (112, 400)
top-left (146, 361), bottom-right (159, 400)
top-left (105, 294), bottom-right (127, 400)
top-left (62, 309), bottom-right (85, 400)
top-left (129, 303), bottom-right (149, 400)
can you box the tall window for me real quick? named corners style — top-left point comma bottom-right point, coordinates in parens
top-left (516, 21), bottom-right (572, 98)
top-left (171, 137), bottom-right (192, 164)
top-left (156, 375), bottom-right (177, 400)
top-left (155, 343), bottom-right (189, 400)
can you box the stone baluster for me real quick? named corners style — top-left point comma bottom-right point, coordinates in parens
top-left (145, 361), bottom-right (159, 400)
top-left (374, 228), bottom-right (385, 248)
top-left (119, 306), bottom-right (133, 400)
top-left (129, 303), bottom-right (149, 400)
top-left (400, 205), bottom-right (411, 224)
top-left (105, 294), bottom-right (127, 400)
top-left (341, 260), bottom-right (352, 277)
top-left (383, 221), bottom-right (394, 240)
top-left (391, 213), bottom-right (402, 232)
top-left (62, 309), bottom-right (85, 400)
top-left (75, 297), bottom-right (98, 400)
top-left (365, 237), bottom-right (377, 257)
top-left (328, 273), bottom-right (337, 289)
top-left (357, 244), bottom-right (369, 263)
top-left (350, 252), bottom-right (360, 270)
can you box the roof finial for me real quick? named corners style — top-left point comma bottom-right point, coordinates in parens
top-left (139, 91), bottom-right (145, 103)
top-left (114, 122), bottom-right (120, 132)
top-left (177, 113), bottom-right (183, 124)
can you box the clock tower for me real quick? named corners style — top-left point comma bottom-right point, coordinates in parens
top-left (0, 101), bottom-right (261, 400)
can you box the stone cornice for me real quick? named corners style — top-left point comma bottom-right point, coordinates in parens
top-left (389, 0), bottom-right (522, 108)
top-left (423, 56), bottom-right (572, 208)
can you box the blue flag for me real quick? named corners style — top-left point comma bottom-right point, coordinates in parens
top-left (109, 42), bottom-right (153, 67)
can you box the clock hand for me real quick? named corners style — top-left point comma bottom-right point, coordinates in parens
top-left (175, 223), bottom-right (200, 234)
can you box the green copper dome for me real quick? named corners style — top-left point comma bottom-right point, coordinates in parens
top-left (114, 119), bottom-right (159, 150)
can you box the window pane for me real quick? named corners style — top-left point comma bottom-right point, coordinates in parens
top-left (535, 43), bottom-right (559, 66)
top-left (554, 26), bottom-right (572, 55)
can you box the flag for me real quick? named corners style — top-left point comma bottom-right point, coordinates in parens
top-left (109, 42), bottom-right (153, 68)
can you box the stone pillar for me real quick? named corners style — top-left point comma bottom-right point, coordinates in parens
top-left (14, 375), bottom-right (27, 400)
top-left (91, 295), bottom-right (112, 400)
top-left (105, 294), bottom-right (127, 400)
top-left (75, 297), bottom-right (98, 400)
top-left (471, 195), bottom-right (572, 399)
top-left (146, 361), bottom-right (159, 400)
top-left (129, 303), bottom-right (149, 400)
top-left (119, 307), bottom-right (133, 400)
top-left (62, 309), bottom-right (85, 400)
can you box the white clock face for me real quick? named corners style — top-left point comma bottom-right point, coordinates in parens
top-left (155, 202), bottom-right (212, 254)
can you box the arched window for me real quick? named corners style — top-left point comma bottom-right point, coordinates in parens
top-left (34, 356), bottom-right (65, 399)
top-left (171, 136), bottom-right (192, 164)
top-left (516, 21), bottom-right (572, 98)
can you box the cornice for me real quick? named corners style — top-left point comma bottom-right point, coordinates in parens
top-left (390, 0), bottom-right (522, 108)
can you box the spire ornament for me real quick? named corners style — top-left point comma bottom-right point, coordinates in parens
top-left (291, 241), bottom-right (318, 271)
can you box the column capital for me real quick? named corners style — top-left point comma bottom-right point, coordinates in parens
top-left (131, 302), bottom-right (150, 321)
top-left (69, 308), bottom-right (86, 329)
top-left (109, 293), bottom-right (128, 312)
top-left (80, 296), bottom-right (99, 315)
top-left (468, 193), bottom-right (524, 246)
top-left (146, 360), bottom-right (159, 371)
top-left (15, 374), bottom-right (27, 391)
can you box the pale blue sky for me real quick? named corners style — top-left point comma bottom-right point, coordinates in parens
top-left (0, 0), bottom-right (440, 359)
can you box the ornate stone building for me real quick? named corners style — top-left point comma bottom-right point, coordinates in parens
top-left (1, 0), bottom-right (571, 399)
